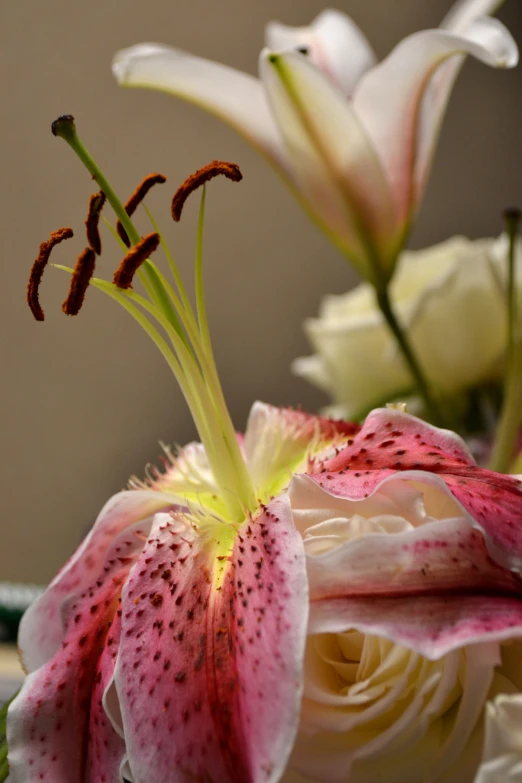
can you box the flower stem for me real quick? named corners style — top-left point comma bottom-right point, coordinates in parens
top-left (375, 285), bottom-right (446, 427)
top-left (489, 209), bottom-right (521, 473)
top-left (489, 343), bottom-right (522, 472)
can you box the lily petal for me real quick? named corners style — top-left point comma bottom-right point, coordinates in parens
top-left (441, 0), bottom-right (507, 32)
top-left (352, 19), bottom-right (518, 222)
top-left (266, 9), bottom-right (377, 98)
top-left (112, 44), bottom-right (285, 166)
top-left (244, 401), bottom-right (358, 499)
top-left (18, 489), bottom-right (177, 674)
top-left (7, 522), bottom-right (147, 783)
top-left (316, 408), bottom-right (522, 571)
top-left (87, 611), bottom-right (127, 783)
top-left (292, 475), bottom-right (521, 602)
top-left (309, 591), bottom-right (522, 662)
top-left (116, 497), bottom-right (307, 783)
top-left (260, 50), bottom-right (399, 282)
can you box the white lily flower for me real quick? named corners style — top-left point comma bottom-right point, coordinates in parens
top-left (112, 0), bottom-right (518, 284)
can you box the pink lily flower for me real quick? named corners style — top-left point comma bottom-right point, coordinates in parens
top-left (9, 401), bottom-right (522, 782)
top-left (112, 1), bottom-right (518, 283)
top-left (6, 404), bottom-right (356, 783)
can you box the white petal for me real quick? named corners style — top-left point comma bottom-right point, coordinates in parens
top-left (352, 20), bottom-right (518, 223)
top-left (243, 401), bottom-right (352, 498)
top-left (112, 43), bottom-right (286, 166)
top-left (260, 49), bottom-right (398, 282)
top-left (266, 9), bottom-right (377, 97)
top-left (399, 237), bottom-right (507, 392)
top-left (475, 693), bottom-right (522, 782)
top-left (441, 0), bottom-right (507, 33)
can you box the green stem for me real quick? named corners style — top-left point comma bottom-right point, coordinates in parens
top-left (489, 342), bottom-right (522, 472)
top-left (506, 209), bottom-right (520, 365)
top-left (489, 209), bottom-right (521, 473)
top-left (375, 285), bottom-right (446, 427)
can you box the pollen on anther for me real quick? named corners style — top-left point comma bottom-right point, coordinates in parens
top-left (116, 173), bottom-right (167, 247)
top-left (62, 247), bottom-right (96, 316)
top-left (112, 232), bottom-right (160, 289)
top-left (27, 228), bottom-right (74, 321)
top-left (171, 160), bottom-right (242, 222)
top-left (85, 190), bottom-right (106, 255)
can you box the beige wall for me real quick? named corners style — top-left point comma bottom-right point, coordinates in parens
top-left (1, 0), bottom-right (522, 583)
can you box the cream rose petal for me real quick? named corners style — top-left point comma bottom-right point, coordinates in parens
top-left (298, 299), bottom-right (412, 418)
top-left (474, 694), bottom-right (522, 782)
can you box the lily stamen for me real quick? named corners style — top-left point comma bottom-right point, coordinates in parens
top-left (62, 246), bottom-right (96, 316)
top-left (171, 160), bottom-right (242, 221)
top-left (27, 227), bottom-right (74, 321)
top-left (112, 231), bottom-right (161, 289)
top-left (85, 191), bottom-right (106, 255)
top-left (116, 172), bottom-right (167, 246)
top-left (33, 115), bottom-right (258, 521)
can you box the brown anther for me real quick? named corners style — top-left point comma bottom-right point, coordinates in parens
top-left (85, 191), bottom-right (106, 255)
top-left (27, 228), bottom-right (74, 321)
top-left (112, 232), bottom-right (160, 289)
top-left (171, 160), bottom-right (242, 222)
top-left (62, 247), bottom-right (96, 316)
top-left (116, 173), bottom-right (167, 247)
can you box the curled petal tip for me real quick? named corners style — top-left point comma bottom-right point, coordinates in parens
top-left (470, 16), bottom-right (519, 67)
top-left (112, 42), bottom-right (170, 84)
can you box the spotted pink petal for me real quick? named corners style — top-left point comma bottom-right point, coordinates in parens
top-left (7, 521), bottom-right (147, 783)
top-left (86, 611), bottom-right (126, 783)
top-left (315, 408), bottom-right (522, 571)
top-left (292, 476), bottom-right (521, 600)
top-left (308, 593), bottom-right (522, 661)
top-left (115, 496), bottom-right (307, 783)
top-left (291, 473), bottom-right (522, 659)
top-left (18, 489), bottom-right (179, 674)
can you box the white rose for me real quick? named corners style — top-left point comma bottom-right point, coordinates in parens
top-left (280, 465), bottom-right (522, 783)
top-left (293, 236), bottom-right (519, 419)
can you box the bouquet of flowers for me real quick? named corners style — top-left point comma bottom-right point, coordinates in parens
top-left (3, 2), bottom-right (522, 782)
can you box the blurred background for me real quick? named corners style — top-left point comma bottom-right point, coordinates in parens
top-left (1, 0), bottom-right (522, 585)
